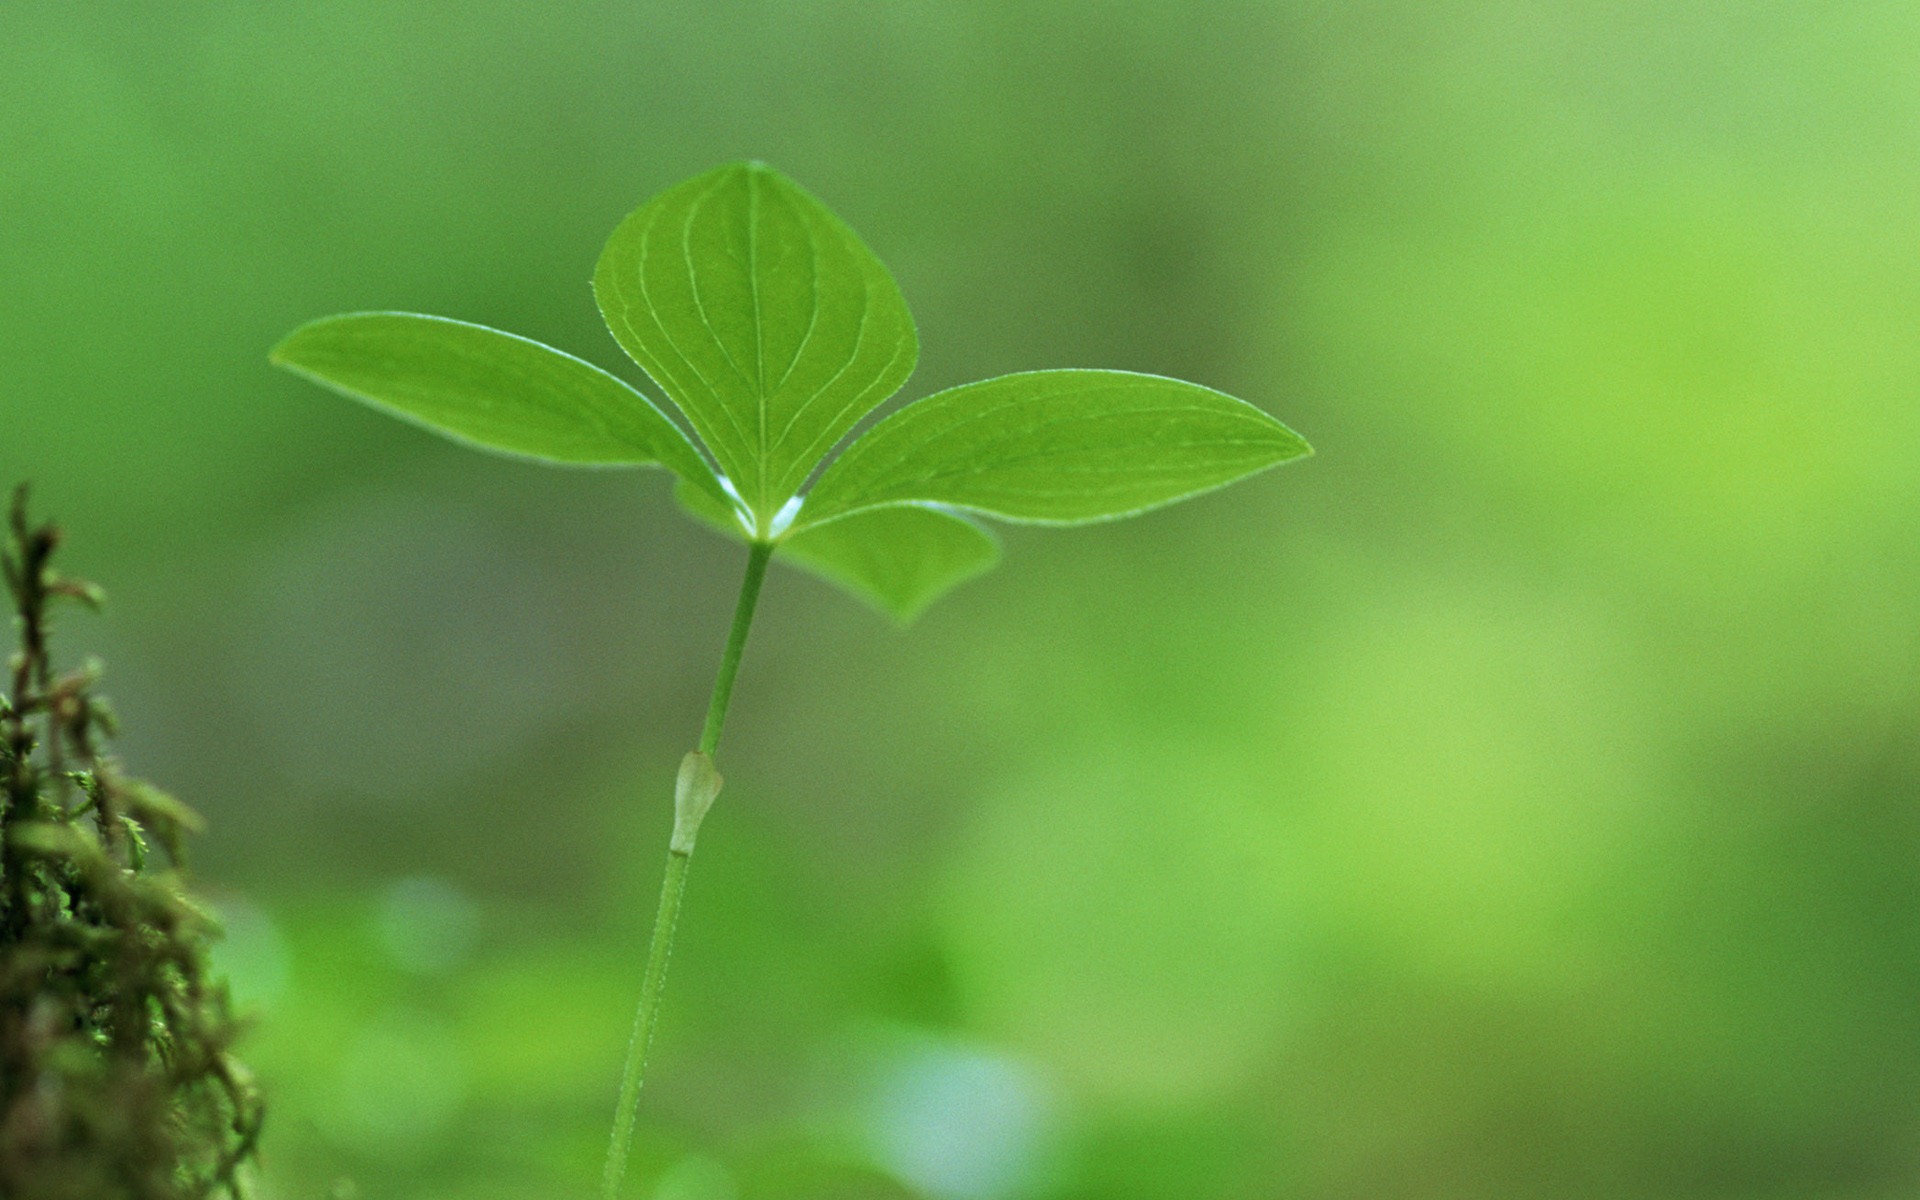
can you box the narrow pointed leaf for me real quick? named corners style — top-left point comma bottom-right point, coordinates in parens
top-left (799, 370), bottom-right (1311, 529)
top-left (272, 312), bottom-right (728, 505)
top-left (594, 162), bottom-right (918, 526)
top-left (672, 483), bottom-right (997, 622)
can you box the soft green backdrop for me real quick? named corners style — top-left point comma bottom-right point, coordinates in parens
top-left (5, 4), bottom-right (1917, 1198)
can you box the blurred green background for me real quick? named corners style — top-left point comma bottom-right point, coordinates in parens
top-left (5, 4), bottom-right (1919, 1197)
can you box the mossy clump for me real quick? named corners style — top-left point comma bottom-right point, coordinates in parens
top-left (1, 487), bottom-right (262, 1199)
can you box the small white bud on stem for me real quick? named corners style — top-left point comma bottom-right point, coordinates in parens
top-left (670, 750), bottom-right (722, 854)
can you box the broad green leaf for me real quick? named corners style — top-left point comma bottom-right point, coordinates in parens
top-left (672, 482), bottom-right (997, 622)
top-left (594, 162), bottom-right (917, 528)
top-left (780, 505), bottom-right (1000, 623)
top-left (272, 313), bottom-right (729, 505)
top-left (798, 370), bottom-right (1311, 529)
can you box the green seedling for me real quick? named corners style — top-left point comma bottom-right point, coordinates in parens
top-left (271, 161), bottom-right (1310, 1195)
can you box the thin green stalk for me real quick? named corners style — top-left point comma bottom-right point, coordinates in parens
top-left (600, 848), bottom-right (688, 1199)
top-left (699, 540), bottom-right (773, 757)
top-left (602, 540), bottom-right (774, 1200)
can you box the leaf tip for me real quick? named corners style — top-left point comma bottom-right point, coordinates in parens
top-left (268, 314), bottom-right (345, 371)
top-left (265, 326), bottom-right (304, 368)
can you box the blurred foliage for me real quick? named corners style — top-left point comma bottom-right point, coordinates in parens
top-left (4, 3), bottom-right (1918, 1198)
top-left (1, 492), bottom-right (262, 1198)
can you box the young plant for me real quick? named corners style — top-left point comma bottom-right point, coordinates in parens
top-left (271, 161), bottom-right (1310, 1195)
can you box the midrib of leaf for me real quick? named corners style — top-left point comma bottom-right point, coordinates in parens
top-left (681, 172), bottom-right (886, 520)
top-left (897, 438), bottom-right (1292, 482)
top-left (825, 379), bottom-right (1291, 483)
top-left (438, 329), bottom-right (634, 449)
top-left (483, 341), bottom-right (640, 457)
top-left (873, 379), bottom-right (1283, 449)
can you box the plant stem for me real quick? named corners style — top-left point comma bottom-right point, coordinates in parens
top-left (601, 540), bottom-right (774, 1200)
top-left (600, 848), bottom-right (688, 1199)
top-left (699, 541), bottom-right (774, 757)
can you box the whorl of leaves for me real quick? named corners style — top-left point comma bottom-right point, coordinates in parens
top-left (1, 487), bottom-right (262, 1200)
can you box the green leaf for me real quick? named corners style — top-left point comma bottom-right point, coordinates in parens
top-left (594, 162), bottom-right (917, 529)
top-left (797, 369), bottom-right (1311, 529)
top-left (672, 482), bottom-right (997, 622)
top-left (271, 312), bottom-right (728, 505)
top-left (781, 505), bottom-right (1000, 623)
top-left (672, 477), bottom-right (753, 540)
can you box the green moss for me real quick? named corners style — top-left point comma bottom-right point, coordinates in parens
top-left (1, 486), bottom-right (263, 1200)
